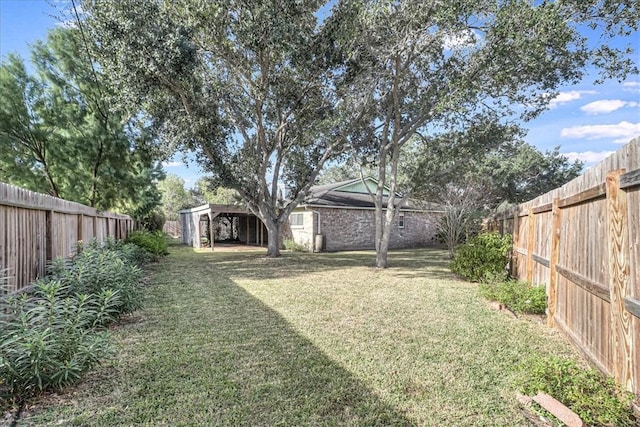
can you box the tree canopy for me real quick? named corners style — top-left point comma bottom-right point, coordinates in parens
top-left (0, 27), bottom-right (163, 215)
top-left (83, 0), bottom-right (352, 256)
top-left (79, 0), bottom-right (637, 263)
top-left (157, 173), bottom-right (199, 221)
top-left (323, 0), bottom-right (637, 267)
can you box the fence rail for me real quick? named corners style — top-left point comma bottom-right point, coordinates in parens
top-left (488, 137), bottom-right (639, 394)
top-left (0, 182), bottom-right (137, 293)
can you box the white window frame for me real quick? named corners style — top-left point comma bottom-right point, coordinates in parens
top-left (398, 213), bottom-right (405, 229)
top-left (290, 212), bottom-right (304, 228)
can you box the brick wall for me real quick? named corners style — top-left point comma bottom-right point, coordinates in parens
top-left (289, 207), bottom-right (440, 252)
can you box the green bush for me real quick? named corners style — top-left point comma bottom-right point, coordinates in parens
top-left (51, 247), bottom-right (144, 317)
top-left (451, 232), bottom-right (512, 282)
top-left (0, 281), bottom-right (113, 401)
top-left (282, 238), bottom-right (305, 252)
top-left (118, 242), bottom-right (156, 266)
top-left (479, 280), bottom-right (547, 314)
top-left (517, 356), bottom-right (635, 426)
top-left (77, 237), bottom-right (154, 266)
top-left (126, 230), bottom-right (169, 257)
top-left (1, 238), bottom-right (153, 408)
top-left (138, 209), bottom-right (165, 232)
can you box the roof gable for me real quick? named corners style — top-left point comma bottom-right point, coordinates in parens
top-left (300, 177), bottom-right (441, 211)
top-left (333, 177), bottom-right (390, 196)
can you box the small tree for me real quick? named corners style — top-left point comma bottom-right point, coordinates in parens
top-left (157, 174), bottom-right (198, 221)
top-left (436, 183), bottom-right (488, 259)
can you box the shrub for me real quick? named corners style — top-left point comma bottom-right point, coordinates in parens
top-left (118, 242), bottom-right (156, 266)
top-left (517, 356), bottom-right (635, 426)
top-left (0, 280), bottom-right (113, 402)
top-left (138, 209), bottom-right (165, 232)
top-left (126, 230), bottom-right (169, 257)
top-left (479, 280), bottom-right (547, 314)
top-left (451, 232), bottom-right (512, 282)
top-left (282, 238), bottom-right (305, 252)
top-left (51, 247), bottom-right (144, 317)
top-left (1, 237), bottom-right (152, 408)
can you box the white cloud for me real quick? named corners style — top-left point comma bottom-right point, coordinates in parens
top-left (622, 81), bottom-right (640, 93)
top-left (560, 121), bottom-right (640, 143)
top-left (162, 161), bottom-right (184, 168)
top-left (548, 90), bottom-right (597, 109)
top-left (563, 150), bottom-right (614, 164)
top-left (580, 99), bottom-right (639, 115)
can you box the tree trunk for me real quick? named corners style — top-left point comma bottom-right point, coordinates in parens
top-left (375, 242), bottom-right (389, 268)
top-left (375, 206), bottom-right (396, 268)
top-left (264, 219), bottom-right (281, 258)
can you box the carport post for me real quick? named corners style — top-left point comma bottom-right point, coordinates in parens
top-left (208, 212), bottom-right (215, 251)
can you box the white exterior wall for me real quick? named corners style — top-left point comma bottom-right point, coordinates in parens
top-left (288, 210), bottom-right (316, 251)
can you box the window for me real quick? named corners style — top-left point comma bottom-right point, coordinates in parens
top-left (398, 213), bottom-right (405, 229)
top-left (290, 213), bottom-right (304, 227)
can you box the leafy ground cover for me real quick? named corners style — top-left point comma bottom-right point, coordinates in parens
top-left (16, 242), bottom-right (579, 426)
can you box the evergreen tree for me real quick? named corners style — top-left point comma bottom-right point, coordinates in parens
top-left (0, 27), bottom-right (163, 215)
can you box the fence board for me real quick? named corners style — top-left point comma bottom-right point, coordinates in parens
top-left (0, 182), bottom-right (136, 292)
top-left (489, 137), bottom-right (640, 394)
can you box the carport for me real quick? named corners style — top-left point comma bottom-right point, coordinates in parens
top-left (178, 204), bottom-right (268, 250)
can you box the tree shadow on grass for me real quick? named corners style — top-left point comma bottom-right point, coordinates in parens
top-left (188, 245), bottom-right (457, 282)
top-left (18, 254), bottom-right (416, 426)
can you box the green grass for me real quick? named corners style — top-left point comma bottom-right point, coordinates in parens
top-left (17, 242), bottom-right (578, 426)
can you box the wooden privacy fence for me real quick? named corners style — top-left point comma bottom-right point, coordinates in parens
top-left (0, 182), bottom-right (138, 293)
top-left (163, 220), bottom-right (181, 238)
top-left (488, 137), bottom-right (640, 394)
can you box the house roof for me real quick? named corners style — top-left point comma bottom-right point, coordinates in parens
top-left (302, 177), bottom-right (442, 211)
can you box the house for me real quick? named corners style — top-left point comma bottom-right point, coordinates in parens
top-left (178, 177), bottom-right (442, 252)
top-left (285, 177), bottom-right (443, 252)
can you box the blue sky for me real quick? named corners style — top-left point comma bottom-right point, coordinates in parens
top-left (1, 0), bottom-right (639, 188)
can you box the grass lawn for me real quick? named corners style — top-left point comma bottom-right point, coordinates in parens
top-left (17, 242), bottom-right (576, 426)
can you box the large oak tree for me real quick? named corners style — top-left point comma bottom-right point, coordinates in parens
top-left (325, 0), bottom-right (638, 267)
top-left (83, 0), bottom-right (353, 256)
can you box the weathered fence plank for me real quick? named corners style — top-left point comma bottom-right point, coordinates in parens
top-left (548, 198), bottom-right (561, 327)
top-left (605, 170), bottom-right (634, 391)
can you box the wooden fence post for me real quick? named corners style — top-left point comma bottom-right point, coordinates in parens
top-left (77, 214), bottom-right (83, 244)
top-left (526, 209), bottom-right (536, 282)
top-left (512, 210), bottom-right (520, 277)
top-left (605, 169), bottom-right (634, 392)
top-left (45, 210), bottom-right (53, 262)
top-left (547, 198), bottom-right (561, 328)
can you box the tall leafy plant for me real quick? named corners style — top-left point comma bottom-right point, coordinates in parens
top-left (0, 281), bottom-right (114, 401)
top-left (84, 0), bottom-right (350, 257)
